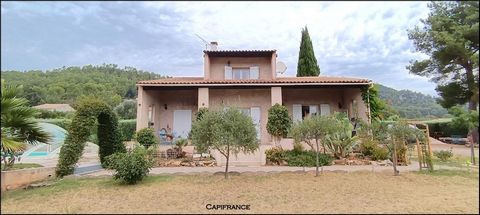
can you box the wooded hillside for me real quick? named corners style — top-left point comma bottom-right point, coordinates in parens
top-left (1, 65), bottom-right (448, 119)
top-left (1, 64), bottom-right (164, 107)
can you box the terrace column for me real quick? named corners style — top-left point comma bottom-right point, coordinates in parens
top-left (136, 86), bottom-right (148, 131)
top-left (271, 87), bottom-right (282, 106)
top-left (198, 87), bottom-right (209, 109)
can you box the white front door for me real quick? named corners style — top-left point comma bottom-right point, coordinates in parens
top-left (250, 107), bottom-right (261, 140)
top-left (173, 110), bottom-right (192, 138)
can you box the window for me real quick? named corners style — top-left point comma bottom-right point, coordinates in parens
top-left (232, 68), bottom-right (250, 80)
top-left (294, 104), bottom-right (319, 121)
top-left (224, 66), bottom-right (259, 80)
top-left (239, 108), bottom-right (251, 117)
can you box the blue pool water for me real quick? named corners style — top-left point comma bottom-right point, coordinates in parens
top-left (23, 122), bottom-right (67, 157)
top-left (28, 152), bottom-right (49, 156)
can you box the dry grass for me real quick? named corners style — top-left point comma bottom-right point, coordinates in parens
top-left (1, 170), bottom-right (479, 214)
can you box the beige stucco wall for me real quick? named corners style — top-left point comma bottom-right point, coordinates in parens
top-left (342, 88), bottom-right (369, 122)
top-left (136, 86), bottom-right (154, 131)
top-left (1, 167), bottom-right (55, 191)
top-left (209, 57), bottom-right (273, 80)
top-left (271, 87), bottom-right (282, 105)
top-left (139, 89), bottom-right (198, 136)
top-left (283, 87), bottom-right (345, 117)
top-left (282, 87), bottom-right (369, 122)
top-left (209, 88), bottom-right (272, 144)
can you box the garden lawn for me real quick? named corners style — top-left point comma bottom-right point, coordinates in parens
top-left (1, 163), bottom-right (43, 170)
top-left (1, 170), bottom-right (478, 214)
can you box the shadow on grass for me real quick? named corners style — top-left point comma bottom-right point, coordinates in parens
top-left (2, 174), bottom-right (173, 201)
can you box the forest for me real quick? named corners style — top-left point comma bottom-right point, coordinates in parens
top-left (1, 64), bottom-right (164, 108)
top-left (1, 64), bottom-right (448, 119)
top-left (376, 84), bottom-right (449, 119)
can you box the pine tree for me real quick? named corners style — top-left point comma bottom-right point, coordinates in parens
top-left (296, 26), bottom-right (320, 77)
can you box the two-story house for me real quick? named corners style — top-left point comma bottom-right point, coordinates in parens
top-left (136, 42), bottom-right (372, 166)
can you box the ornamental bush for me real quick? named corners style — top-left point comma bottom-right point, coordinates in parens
top-left (433, 149), bottom-right (454, 162)
top-left (267, 104), bottom-right (292, 146)
top-left (118, 119), bottom-right (136, 141)
top-left (56, 98), bottom-right (126, 177)
top-left (372, 146), bottom-right (389, 161)
top-left (135, 128), bottom-right (157, 147)
top-left (105, 145), bottom-right (155, 184)
top-left (265, 147), bottom-right (333, 167)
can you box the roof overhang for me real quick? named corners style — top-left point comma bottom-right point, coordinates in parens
top-left (204, 50), bottom-right (276, 57)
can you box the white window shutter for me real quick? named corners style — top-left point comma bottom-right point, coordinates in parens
top-left (309, 105), bottom-right (318, 115)
top-left (250, 66), bottom-right (259, 79)
top-left (225, 66), bottom-right (232, 80)
top-left (320, 104), bottom-right (331, 116)
top-left (293, 104), bottom-right (302, 123)
top-left (250, 107), bottom-right (261, 139)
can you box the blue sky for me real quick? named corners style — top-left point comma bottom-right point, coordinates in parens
top-left (1, 1), bottom-right (437, 95)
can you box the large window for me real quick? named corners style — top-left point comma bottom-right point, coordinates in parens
top-left (233, 68), bottom-right (250, 80)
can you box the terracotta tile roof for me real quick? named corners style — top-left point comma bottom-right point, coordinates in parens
top-left (137, 76), bottom-right (371, 86)
top-left (204, 49), bottom-right (276, 57)
top-left (33, 104), bottom-right (75, 112)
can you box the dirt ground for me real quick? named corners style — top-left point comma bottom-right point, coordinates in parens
top-left (430, 137), bottom-right (479, 157)
top-left (1, 171), bottom-right (478, 214)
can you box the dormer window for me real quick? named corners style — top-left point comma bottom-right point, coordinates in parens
top-left (225, 66), bottom-right (259, 80)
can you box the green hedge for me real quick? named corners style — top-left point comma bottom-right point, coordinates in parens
top-left (118, 119), bottom-right (136, 141)
top-left (426, 122), bottom-right (468, 138)
top-left (36, 118), bottom-right (137, 141)
top-left (266, 147), bottom-right (333, 167)
top-left (35, 118), bottom-right (72, 130)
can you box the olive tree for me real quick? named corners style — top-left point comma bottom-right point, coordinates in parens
top-left (290, 115), bottom-right (336, 176)
top-left (387, 120), bottom-right (428, 175)
top-left (267, 104), bottom-right (292, 147)
top-left (190, 108), bottom-right (258, 179)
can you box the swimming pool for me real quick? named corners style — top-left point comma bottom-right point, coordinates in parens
top-left (21, 122), bottom-right (67, 158)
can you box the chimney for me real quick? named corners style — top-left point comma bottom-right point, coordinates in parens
top-left (210, 41), bottom-right (218, 51)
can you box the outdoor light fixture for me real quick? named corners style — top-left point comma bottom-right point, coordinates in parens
top-left (227, 60), bottom-right (230, 66)
top-left (164, 104), bottom-right (167, 110)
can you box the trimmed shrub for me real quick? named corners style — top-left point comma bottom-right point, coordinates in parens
top-left (119, 119), bottom-right (136, 141)
top-left (433, 149), bottom-right (453, 162)
top-left (360, 139), bottom-right (377, 157)
top-left (195, 107), bottom-right (209, 121)
top-left (37, 109), bottom-right (70, 119)
top-left (265, 147), bottom-right (333, 167)
top-left (36, 118), bottom-right (72, 130)
top-left (56, 98), bottom-right (126, 177)
top-left (285, 150), bottom-right (333, 167)
top-left (135, 128), bottom-right (158, 147)
top-left (427, 122), bottom-right (468, 138)
top-left (292, 142), bottom-right (304, 153)
top-left (265, 147), bottom-right (286, 165)
top-left (372, 146), bottom-right (389, 161)
top-left (267, 104), bottom-right (292, 144)
top-left (105, 145), bottom-right (155, 184)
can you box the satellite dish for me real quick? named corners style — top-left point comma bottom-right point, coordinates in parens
top-left (276, 61), bottom-right (287, 74)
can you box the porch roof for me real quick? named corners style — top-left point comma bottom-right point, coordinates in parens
top-left (137, 76), bottom-right (372, 87)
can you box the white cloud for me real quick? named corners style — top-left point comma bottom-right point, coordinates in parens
top-left (2, 1), bottom-right (439, 95)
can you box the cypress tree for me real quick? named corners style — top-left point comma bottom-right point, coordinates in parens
top-left (296, 26), bottom-right (320, 77)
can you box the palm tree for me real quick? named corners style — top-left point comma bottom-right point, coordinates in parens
top-left (1, 79), bottom-right (51, 170)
